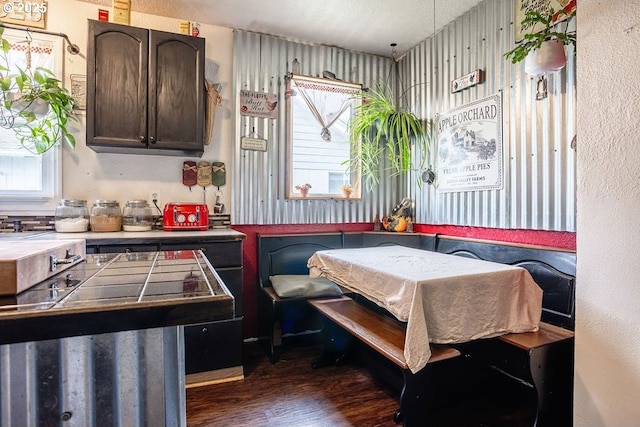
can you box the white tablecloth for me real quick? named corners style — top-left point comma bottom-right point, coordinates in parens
top-left (308, 246), bottom-right (542, 373)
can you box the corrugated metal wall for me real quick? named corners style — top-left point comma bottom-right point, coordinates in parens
top-left (232, 0), bottom-right (576, 231)
top-left (232, 31), bottom-right (400, 225)
top-left (403, 0), bottom-right (576, 231)
top-left (1, 327), bottom-right (184, 427)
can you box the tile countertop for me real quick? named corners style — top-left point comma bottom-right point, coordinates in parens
top-left (0, 249), bottom-right (235, 345)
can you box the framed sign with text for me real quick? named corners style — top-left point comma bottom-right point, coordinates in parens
top-left (240, 89), bottom-right (278, 119)
top-left (435, 94), bottom-right (503, 193)
top-left (0, 1), bottom-right (48, 29)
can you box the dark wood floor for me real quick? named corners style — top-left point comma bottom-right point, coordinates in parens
top-left (186, 339), bottom-right (535, 427)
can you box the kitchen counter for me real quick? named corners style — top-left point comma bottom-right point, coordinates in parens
top-left (23, 228), bottom-right (246, 244)
top-left (0, 249), bottom-right (234, 345)
top-left (0, 248), bottom-right (235, 427)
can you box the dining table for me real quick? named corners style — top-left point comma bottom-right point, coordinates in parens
top-left (307, 245), bottom-right (543, 373)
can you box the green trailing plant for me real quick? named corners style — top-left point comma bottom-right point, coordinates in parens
top-left (348, 82), bottom-right (432, 191)
top-left (0, 27), bottom-right (78, 154)
top-left (504, 7), bottom-right (576, 64)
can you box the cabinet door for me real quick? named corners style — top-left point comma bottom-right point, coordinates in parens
top-left (87, 20), bottom-right (149, 151)
top-left (149, 30), bottom-right (205, 154)
top-left (184, 318), bottom-right (243, 374)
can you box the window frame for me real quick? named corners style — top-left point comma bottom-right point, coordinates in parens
top-left (285, 74), bottom-right (362, 200)
top-left (0, 29), bottom-right (64, 214)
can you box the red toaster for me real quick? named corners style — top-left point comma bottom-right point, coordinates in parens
top-left (162, 203), bottom-right (209, 231)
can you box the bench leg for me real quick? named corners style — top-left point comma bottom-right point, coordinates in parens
top-left (311, 319), bottom-right (351, 369)
top-left (397, 366), bottom-right (434, 427)
top-left (528, 340), bottom-right (573, 427)
top-left (259, 320), bottom-right (282, 364)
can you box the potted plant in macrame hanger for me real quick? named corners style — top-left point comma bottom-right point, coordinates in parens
top-left (504, 7), bottom-right (576, 76)
top-left (344, 42), bottom-right (434, 191)
top-left (348, 81), bottom-right (433, 191)
top-left (0, 27), bottom-right (78, 154)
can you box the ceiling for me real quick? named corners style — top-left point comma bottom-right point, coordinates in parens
top-left (77, 0), bottom-right (485, 57)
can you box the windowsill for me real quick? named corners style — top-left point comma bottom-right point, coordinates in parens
top-left (0, 200), bottom-right (58, 216)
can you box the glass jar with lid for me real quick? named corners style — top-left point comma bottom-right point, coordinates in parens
top-left (55, 199), bottom-right (89, 232)
top-left (90, 200), bottom-right (122, 232)
top-left (122, 199), bottom-right (154, 232)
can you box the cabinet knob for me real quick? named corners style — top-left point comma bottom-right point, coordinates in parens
top-left (149, 136), bottom-right (156, 144)
top-left (201, 327), bottom-right (208, 334)
top-left (139, 136), bottom-right (147, 144)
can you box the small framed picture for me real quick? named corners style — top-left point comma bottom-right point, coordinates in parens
top-left (70, 74), bottom-right (86, 110)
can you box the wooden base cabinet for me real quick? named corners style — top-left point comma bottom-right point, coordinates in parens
top-left (184, 318), bottom-right (244, 386)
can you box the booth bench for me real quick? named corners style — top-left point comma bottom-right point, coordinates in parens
top-left (435, 236), bottom-right (575, 427)
top-left (257, 232), bottom-right (575, 427)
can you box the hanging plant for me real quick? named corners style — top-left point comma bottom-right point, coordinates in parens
top-left (503, 8), bottom-right (576, 70)
top-left (348, 82), bottom-right (432, 191)
top-left (0, 27), bottom-right (78, 154)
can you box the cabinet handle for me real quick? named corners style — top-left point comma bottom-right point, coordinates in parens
top-left (50, 251), bottom-right (82, 272)
top-left (149, 136), bottom-right (156, 144)
top-left (139, 136), bottom-right (147, 144)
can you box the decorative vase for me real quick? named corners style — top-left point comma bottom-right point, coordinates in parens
top-left (342, 190), bottom-right (352, 198)
top-left (300, 188), bottom-right (309, 197)
top-left (524, 39), bottom-right (567, 76)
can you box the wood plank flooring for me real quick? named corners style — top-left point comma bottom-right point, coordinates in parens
top-left (186, 339), bottom-right (534, 427)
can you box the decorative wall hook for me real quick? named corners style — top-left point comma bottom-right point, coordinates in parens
top-left (536, 76), bottom-right (548, 100)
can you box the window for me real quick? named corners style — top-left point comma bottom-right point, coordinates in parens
top-left (286, 74), bottom-right (361, 199)
top-left (0, 30), bottom-right (62, 209)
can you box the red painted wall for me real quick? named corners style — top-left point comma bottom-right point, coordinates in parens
top-left (232, 223), bottom-right (576, 339)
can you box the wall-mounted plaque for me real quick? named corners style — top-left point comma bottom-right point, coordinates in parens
top-left (451, 69), bottom-right (482, 93)
top-left (240, 90), bottom-right (278, 119)
top-left (241, 136), bottom-right (267, 152)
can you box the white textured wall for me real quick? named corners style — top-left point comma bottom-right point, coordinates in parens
top-left (575, 1), bottom-right (640, 425)
top-left (5, 0), bottom-right (234, 215)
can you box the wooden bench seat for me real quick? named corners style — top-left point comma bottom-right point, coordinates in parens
top-left (309, 297), bottom-right (460, 368)
top-left (453, 322), bottom-right (575, 427)
top-left (499, 321), bottom-right (574, 350)
top-left (309, 297), bottom-right (461, 427)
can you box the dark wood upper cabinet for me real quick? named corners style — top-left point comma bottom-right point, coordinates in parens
top-left (87, 20), bottom-right (205, 157)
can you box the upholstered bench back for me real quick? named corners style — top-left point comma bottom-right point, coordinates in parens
top-left (435, 236), bottom-right (576, 330)
top-left (258, 232), bottom-right (344, 287)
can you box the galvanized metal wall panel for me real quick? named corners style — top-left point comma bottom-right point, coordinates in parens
top-left (232, 0), bottom-right (576, 231)
top-left (232, 30), bottom-right (400, 225)
top-left (402, 0), bottom-right (576, 231)
top-left (0, 327), bottom-right (184, 427)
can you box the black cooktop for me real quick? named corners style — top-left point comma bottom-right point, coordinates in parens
top-left (0, 250), bottom-right (234, 345)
